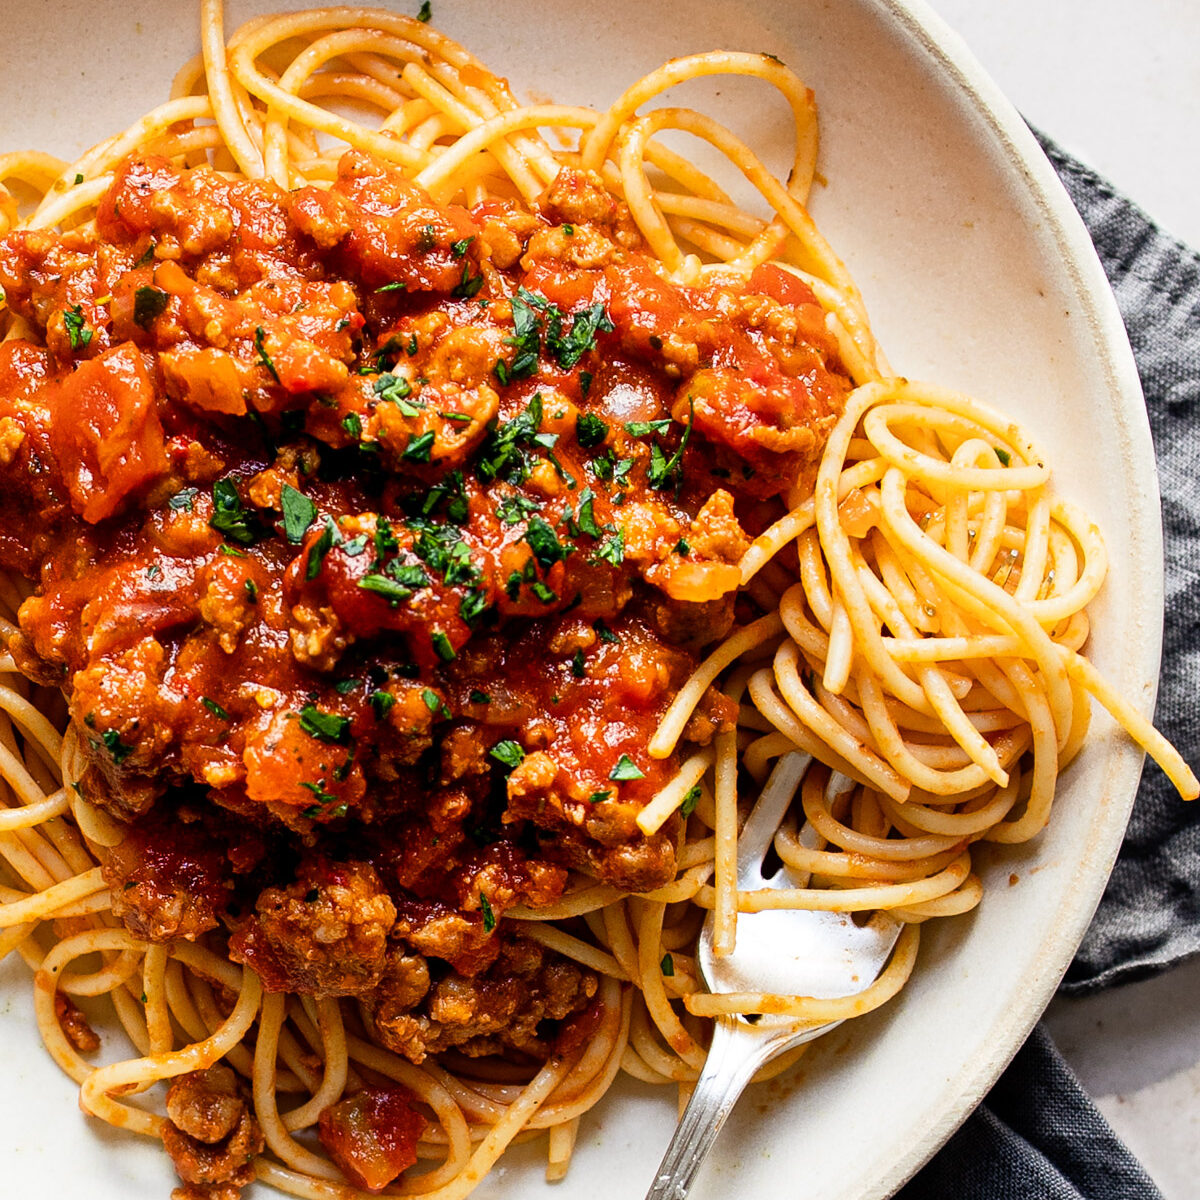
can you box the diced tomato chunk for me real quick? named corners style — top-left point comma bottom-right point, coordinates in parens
top-left (47, 342), bottom-right (167, 522)
top-left (317, 1086), bottom-right (427, 1192)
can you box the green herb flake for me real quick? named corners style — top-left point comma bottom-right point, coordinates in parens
top-left (571, 647), bottom-right (585, 678)
top-left (680, 785), bottom-right (702, 818)
top-left (133, 285), bottom-right (169, 329)
top-left (306, 518), bottom-right (336, 580)
top-left (660, 953), bottom-right (675, 977)
top-left (469, 690), bottom-right (491, 705)
top-left (609, 753), bottom-right (645, 782)
top-left (432, 631), bottom-right (456, 662)
top-left (490, 740), bottom-right (525, 770)
top-left (341, 412), bottom-right (363, 438)
top-left (300, 780), bottom-right (336, 805)
top-left (402, 430), bottom-right (436, 463)
top-left (416, 0), bottom-right (432, 21)
top-left (334, 678), bottom-right (359, 695)
top-left (523, 515), bottom-right (570, 568)
top-left (244, 579), bottom-right (258, 602)
top-left (421, 688), bottom-right (441, 713)
top-left (451, 236), bottom-right (474, 258)
top-left (674, 539), bottom-right (690, 556)
top-left (594, 618), bottom-right (619, 644)
top-left (497, 494), bottom-right (539, 525)
top-left (480, 891), bottom-right (496, 932)
top-left (62, 305), bottom-right (93, 351)
top-left (201, 697), bottom-right (229, 721)
top-left (370, 690), bottom-right (395, 720)
top-left (280, 484), bottom-right (317, 544)
top-left (586, 789), bottom-right (611, 804)
top-left (995, 447), bottom-right (1012, 466)
top-left (101, 729), bottom-right (133, 764)
top-left (575, 412), bottom-right (608, 448)
top-left (624, 418), bottom-right (672, 438)
top-left (593, 529), bottom-right (625, 566)
top-left (375, 281), bottom-right (407, 294)
top-left (209, 478), bottom-right (259, 545)
top-left (168, 487), bottom-right (198, 512)
top-left (254, 326), bottom-right (281, 383)
top-left (298, 703), bottom-right (351, 744)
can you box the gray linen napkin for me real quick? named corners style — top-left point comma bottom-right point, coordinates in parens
top-left (898, 135), bottom-right (1200, 1200)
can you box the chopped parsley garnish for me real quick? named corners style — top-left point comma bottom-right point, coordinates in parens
top-left (334, 678), bottom-right (359, 695)
top-left (375, 281), bottom-right (407, 293)
top-left (432, 631), bottom-right (456, 661)
top-left (201, 697), bottom-right (229, 721)
top-left (402, 430), bottom-right (436, 463)
top-left (63, 305), bottom-right (93, 351)
top-left (375, 516), bottom-right (399, 557)
top-left (609, 754), bottom-right (645, 782)
top-left (451, 236), bottom-right (474, 258)
top-left (370, 690), bottom-right (395, 719)
top-left (254, 326), bottom-right (281, 383)
top-left (101, 729), bottom-right (133, 764)
top-left (574, 488), bottom-right (603, 538)
top-left (586, 790), bottom-right (611, 804)
top-left (460, 587), bottom-right (491, 626)
top-left (306, 518), bottom-right (336, 580)
top-left (300, 780), bottom-right (337, 805)
top-left (421, 688), bottom-right (441, 712)
top-left (504, 290), bottom-right (543, 379)
top-left (675, 539), bottom-right (690, 556)
top-left (375, 371), bottom-right (415, 408)
top-left (490, 740), bottom-right (525, 770)
top-left (405, 333), bottom-right (419, 356)
top-left (480, 891), bottom-right (496, 933)
top-left (593, 529), bottom-right (625, 566)
top-left (280, 484), bottom-right (317, 544)
top-left (358, 572), bottom-right (418, 603)
top-left (680, 785), bottom-right (702, 817)
top-left (571, 648), bottom-right (586, 678)
top-left (134, 241), bottom-right (156, 268)
top-left (523, 515), bottom-right (571, 568)
top-left (133, 285), bottom-right (169, 329)
top-left (624, 418), bottom-right (672, 438)
top-left (497, 494), bottom-right (539, 525)
top-left (995, 447), bottom-right (1012, 466)
top-left (551, 301), bottom-right (614, 369)
top-left (469, 690), bottom-right (491, 704)
top-left (341, 412), bottom-right (363, 438)
top-left (452, 263), bottom-right (484, 299)
top-left (298, 704), bottom-right (350, 744)
top-left (209, 479), bottom-right (259, 545)
top-left (646, 398), bottom-right (695, 491)
top-left (529, 580), bottom-right (557, 603)
top-left (660, 953), bottom-right (675, 976)
top-left (244, 579), bottom-right (258, 602)
top-left (416, 0), bottom-right (432, 21)
top-left (594, 618), bottom-right (619, 644)
top-left (476, 391), bottom-right (545, 483)
top-left (168, 487), bottom-right (198, 512)
top-left (579, 370), bottom-right (593, 398)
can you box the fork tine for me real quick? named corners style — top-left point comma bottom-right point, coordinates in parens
top-left (736, 752), bottom-right (810, 881)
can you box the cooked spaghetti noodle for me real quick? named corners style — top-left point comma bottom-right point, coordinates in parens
top-left (0, 4), bottom-right (1193, 1199)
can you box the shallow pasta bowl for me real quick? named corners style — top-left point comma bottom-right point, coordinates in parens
top-left (0, 1), bottom-right (1159, 1198)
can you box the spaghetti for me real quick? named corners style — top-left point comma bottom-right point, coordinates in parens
top-left (0, 3), bottom-right (1193, 1199)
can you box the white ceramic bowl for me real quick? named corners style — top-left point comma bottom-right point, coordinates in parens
top-left (0, 2), bottom-right (1159, 1198)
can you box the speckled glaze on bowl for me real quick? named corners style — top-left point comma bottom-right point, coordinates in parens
top-left (0, 1), bottom-right (1160, 1197)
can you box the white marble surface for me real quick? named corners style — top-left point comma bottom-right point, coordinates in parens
top-left (930, 2), bottom-right (1200, 1196)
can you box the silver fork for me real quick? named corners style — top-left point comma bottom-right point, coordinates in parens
top-left (643, 752), bottom-right (903, 1200)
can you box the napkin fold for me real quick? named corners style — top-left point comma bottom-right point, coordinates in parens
top-left (898, 135), bottom-right (1200, 1200)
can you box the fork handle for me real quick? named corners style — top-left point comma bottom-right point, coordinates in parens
top-left (642, 1016), bottom-right (786, 1200)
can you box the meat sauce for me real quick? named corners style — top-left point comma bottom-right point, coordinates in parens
top-left (0, 151), bottom-right (849, 1063)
